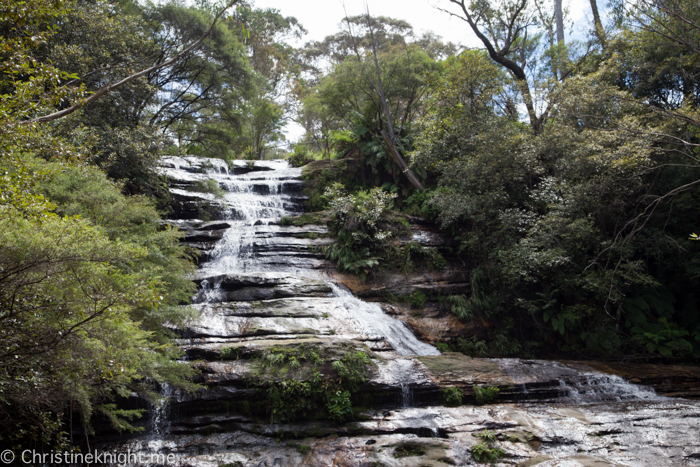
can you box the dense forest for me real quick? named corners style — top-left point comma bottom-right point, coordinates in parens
top-left (1, 0), bottom-right (699, 451)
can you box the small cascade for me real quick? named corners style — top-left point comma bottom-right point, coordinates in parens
top-left (196, 160), bottom-right (304, 277)
top-left (556, 373), bottom-right (662, 404)
top-left (148, 383), bottom-right (173, 436)
top-left (400, 383), bottom-right (413, 408)
top-left (329, 283), bottom-right (440, 356)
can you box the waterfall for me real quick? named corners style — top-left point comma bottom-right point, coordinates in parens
top-left (148, 383), bottom-right (172, 436)
top-left (328, 283), bottom-right (440, 356)
top-left (159, 156), bottom-right (440, 353)
top-left (556, 373), bottom-right (661, 404)
top-left (400, 383), bottom-right (413, 408)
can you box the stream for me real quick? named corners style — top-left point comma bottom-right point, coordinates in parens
top-left (102, 157), bottom-right (700, 466)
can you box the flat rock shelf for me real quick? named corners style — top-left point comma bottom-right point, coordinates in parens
top-left (99, 157), bottom-right (700, 467)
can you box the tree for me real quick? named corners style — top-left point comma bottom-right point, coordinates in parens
top-left (410, 48), bottom-right (700, 358)
top-left (227, 5), bottom-right (305, 159)
top-left (440, 0), bottom-right (547, 133)
top-left (298, 15), bottom-right (448, 190)
top-left (0, 0), bottom-right (240, 448)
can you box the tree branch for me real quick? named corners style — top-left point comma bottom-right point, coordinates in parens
top-left (23, 0), bottom-right (239, 124)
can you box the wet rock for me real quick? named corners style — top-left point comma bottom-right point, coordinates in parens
top-left (100, 156), bottom-right (700, 467)
top-left (579, 361), bottom-right (700, 398)
top-left (194, 274), bottom-right (332, 302)
top-left (184, 228), bottom-right (228, 243)
top-left (335, 267), bottom-right (470, 300)
top-left (419, 353), bottom-right (513, 388)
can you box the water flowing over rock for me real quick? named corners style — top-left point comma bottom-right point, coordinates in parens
top-left (101, 157), bottom-right (700, 466)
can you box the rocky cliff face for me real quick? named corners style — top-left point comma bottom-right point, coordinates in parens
top-left (100, 157), bottom-right (700, 467)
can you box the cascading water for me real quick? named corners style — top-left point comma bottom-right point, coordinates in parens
top-left (148, 383), bottom-right (172, 436)
top-left (328, 283), bottom-right (440, 356)
top-left (556, 373), bottom-right (662, 404)
top-left (161, 155), bottom-right (440, 357)
top-left (104, 156), bottom-right (700, 467)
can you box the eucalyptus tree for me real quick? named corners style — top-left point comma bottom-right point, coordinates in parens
top-left (0, 0), bottom-right (239, 449)
top-left (409, 0), bottom-right (700, 358)
top-left (227, 5), bottom-right (306, 159)
top-left (297, 16), bottom-right (454, 190)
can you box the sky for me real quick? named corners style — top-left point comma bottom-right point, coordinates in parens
top-left (252, 0), bottom-right (480, 48)
top-left (248, 0), bottom-right (596, 142)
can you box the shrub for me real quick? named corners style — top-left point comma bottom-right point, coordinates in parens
top-left (287, 146), bottom-right (318, 168)
top-left (440, 387), bottom-right (464, 406)
top-left (327, 390), bottom-right (353, 422)
top-left (471, 442), bottom-right (504, 462)
top-left (408, 290), bottom-right (428, 309)
top-left (474, 386), bottom-right (500, 405)
top-left (472, 429), bottom-right (504, 462)
top-left (193, 179), bottom-right (225, 198)
top-left (323, 183), bottom-right (397, 280)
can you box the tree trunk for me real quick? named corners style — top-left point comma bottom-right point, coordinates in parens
top-left (380, 131), bottom-right (424, 191)
top-left (589, 0), bottom-right (607, 48)
top-left (343, 10), bottom-right (425, 191)
top-left (448, 0), bottom-right (543, 133)
top-left (555, 0), bottom-right (564, 44)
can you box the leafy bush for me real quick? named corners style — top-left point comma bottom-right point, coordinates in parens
top-left (255, 345), bottom-right (374, 423)
top-left (327, 390), bottom-right (353, 422)
top-left (287, 146), bottom-right (319, 168)
top-left (474, 386), bottom-right (500, 405)
top-left (408, 290), bottom-right (428, 309)
top-left (323, 183), bottom-right (397, 280)
top-left (0, 159), bottom-right (199, 446)
top-left (440, 387), bottom-right (464, 406)
top-left (402, 189), bottom-right (437, 218)
top-left (472, 429), bottom-right (504, 462)
top-left (471, 442), bottom-right (504, 462)
top-left (193, 179), bottom-right (225, 198)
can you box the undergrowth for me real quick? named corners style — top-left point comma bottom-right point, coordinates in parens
top-left (248, 344), bottom-right (375, 423)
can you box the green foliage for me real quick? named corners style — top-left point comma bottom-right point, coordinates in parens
top-left (327, 390), bottom-right (353, 423)
top-left (294, 444), bottom-right (311, 455)
top-left (408, 41), bottom-right (700, 359)
top-left (220, 347), bottom-right (241, 361)
top-left (0, 0), bottom-right (205, 445)
top-left (393, 443), bottom-right (426, 458)
top-left (287, 145), bottom-right (321, 168)
top-left (38, 162), bottom-right (198, 339)
top-left (299, 32), bottom-right (441, 177)
top-left (472, 429), bottom-right (504, 462)
top-left (408, 291), bottom-right (428, 309)
top-left (471, 442), bottom-right (504, 462)
top-left (252, 345), bottom-right (373, 423)
top-left (0, 207), bottom-right (196, 445)
top-left (193, 179), bottom-right (225, 198)
top-left (474, 386), bottom-right (500, 405)
top-left (439, 387), bottom-right (464, 406)
top-left (402, 189), bottom-right (437, 218)
top-left (438, 337), bottom-right (489, 357)
top-left (474, 429), bottom-right (497, 443)
top-left (389, 241), bottom-right (447, 274)
top-left (331, 351), bottom-right (373, 391)
top-left (323, 183), bottom-right (397, 279)
top-left (436, 342), bottom-right (451, 353)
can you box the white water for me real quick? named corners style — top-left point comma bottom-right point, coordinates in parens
top-left (162, 156), bottom-right (440, 356)
top-left (557, 373), bottom-right (662, 404)
top-left (329, 283), bottom-right (440, 356)
top-left (148, 383), bottom-right (172, 436)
